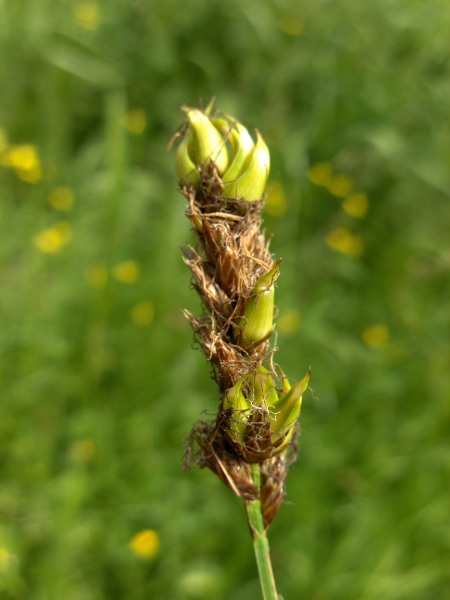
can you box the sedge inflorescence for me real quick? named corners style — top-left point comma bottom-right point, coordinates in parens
top-left (173, 102), bottom-right (309, 527)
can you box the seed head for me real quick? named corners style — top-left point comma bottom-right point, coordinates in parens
top-left (174, 103), bottom-right (310, 526)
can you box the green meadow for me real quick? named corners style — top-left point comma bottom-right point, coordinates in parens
top-left (1, 1), bottom-right (449, 598)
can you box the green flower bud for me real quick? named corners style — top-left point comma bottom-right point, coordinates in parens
top-left (235, 260), bottom-right (281, 350)
top-left (175, 130), bottom-right (201, 184)
top-left (223, 365), bottom-right (310, 458)
top-left (269, 369), bottom-right (311, 451)
top-left (252, 365), bottom-right (279, 407)
top-left (224, 366), bottom-right (278, 449)
top-left (223, 377), bottom-right (251, 445)
top-left (222, 130), bottom-right (270, 201)
top-left (179, 107), bottom-right (229, 178)
top-left (174, 105), bottom-right (270, 201)
top-left (213, 115), bottom-right (255, 183)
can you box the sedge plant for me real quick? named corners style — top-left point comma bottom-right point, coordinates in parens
top-left (171, 100), bottom-right (310, 600)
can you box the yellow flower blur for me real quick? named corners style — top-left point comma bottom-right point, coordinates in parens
top-left (280, 15), bottom-right (304, 36)
top-left (130, 301), bottom-right (154, 326)
top-left (277, 309), bottom-right (301, 334)
top-left (307, 162), bottom-right (333, 187)
top-left (112, 261), bottom-right (140, 284)
top-left (3, 144), bottom-right (42, 183)
top-left (129, 530), bottom-right (160, 559)
top-left (0, 548), bottom-right (14, 574)
top-left (122, 110), bottom-right (147, 135)
top-left (74, 2), bottom-right (100, 30)
top-left (48, 187), bottom-right (74, 212)
top-left (33, 223), bottom-right (72, 254)
top-left (69, 439), bottom-right (96, 463)
top-left (362, 324), bottom-right (389, 348)
top-left (265, 181), bottom-right (287, 217)
top-left (326, 227), bottom-right (364, 258)
top-left (342, 193), bottom-right (369, 218)
top-left (327, 174), bottom-right (354, 198)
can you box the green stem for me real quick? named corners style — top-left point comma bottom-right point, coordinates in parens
top-left (245, 463), bottom-right (279, 600)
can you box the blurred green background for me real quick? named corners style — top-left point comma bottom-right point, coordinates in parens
top-left (1, 0), bottom-right (449, 598)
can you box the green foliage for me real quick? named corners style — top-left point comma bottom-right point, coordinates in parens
top-left (1, 0), bottom-right (449, 598)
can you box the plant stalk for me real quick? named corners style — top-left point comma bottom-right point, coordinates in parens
top-left (245, 463), bottom-right (279, 600)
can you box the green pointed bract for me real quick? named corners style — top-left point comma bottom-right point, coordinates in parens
top-left (219, 116), bottom-right (255, 183)
top-left (175, 130), bottom-right (200, 184)
top-left (235, 260), bottom-right (281, 350)
top-left (269, 369), bottom-right (311, 443)
top-left (223, 377), bottom-right (251, 445)
top-left (254, 259), bottom-right (282, 294)
top-left (251, 365), bottom-right (278, 407)
top-left (278, 366), bottom-right (292, 396)
top-left (222, 130), bottom-right (270, 201)
top-left (209, 117), bottom-right (230, 137)
top-left (181, 107), bottom-right (229, 175)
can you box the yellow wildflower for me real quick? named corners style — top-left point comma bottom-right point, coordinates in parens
top-left (69, 439), bottom-right (96, 464)
top-left (327, 174), bottom-right (354, 197)
top-left (362, 324), bottom-right (389, 348)
top-left (85, 263), bottom-right (108, 290)
top-left (3, 144), bottom-right (42, 183)
top-left (48, 187), bottom-right (74, 212)
top-left (122, 109), bottom-right (147, 135)
top-left (342, 192), bottom-right (369, 218)
top-left (129, 530), bottom-right (160, 559)
top-left (277, 309), bottom-right (301, 335)
top-left (33, 222), bottom-right (72, 254)
top-left (307, 162), bottom-right (333, 187)
top-left (112, 260), bottom-right (140, 284)
top-left (74, 2), bottom-right (100, 30)
top-left (130, 301), bottom-right (154, 326)
top-left (326, 227), bottom-right (364, 258)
